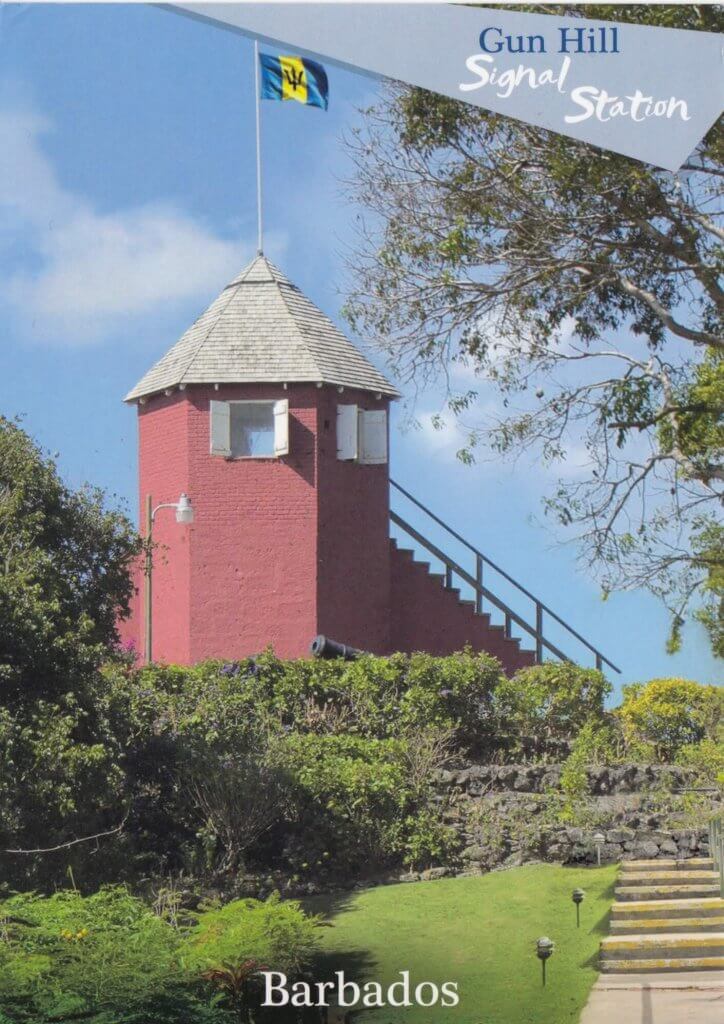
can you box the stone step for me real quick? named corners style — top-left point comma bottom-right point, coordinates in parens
top-left (617, 870), bottom-right (718, 886)
top-left (600, 933), bottom-right (724, 962)
top-left (600, 956), bottom-right (724, 973)
top-left (611, 897), bottom-right (724, 920)
top-left (614, 884), bottom-right (721, 902)
top-left (610, 916), bottom-right (724, 935)
top-left (620, 858), bottom-right (714, 873)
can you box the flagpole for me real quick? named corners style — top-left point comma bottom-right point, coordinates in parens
top-left (254, 38), bottom-right (263, 255)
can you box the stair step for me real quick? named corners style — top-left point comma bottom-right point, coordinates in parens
top-left (600, 956), bottom-right (724, 973)
top-left (620, 858), bottom-right (714, 873)
top-left (601, 933), bottom-right (724, 961)
top-left (610, 917), bottom-right (724, 934)
top-left (614, 884), bottom-right (721, 901)
top-left (618, 870), bottom-right (718, 886)
top-left (611, 897), bottom-right (724, 920)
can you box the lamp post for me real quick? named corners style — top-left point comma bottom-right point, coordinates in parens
top-left (592, 832), bottom-right (606, 867)
top-left (536, 937), bottom-right (554, 986)
top-left (144, 493), bottom-right (194, 664)
top-left (572, 889), bottom-right (585, 928)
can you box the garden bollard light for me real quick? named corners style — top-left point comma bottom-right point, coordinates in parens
top-left (593, 832), bottom-right (605, 867)
top-left (572, 889), bottom-right (585, 928)
top-left (536, 937), bottom-right (554, 987)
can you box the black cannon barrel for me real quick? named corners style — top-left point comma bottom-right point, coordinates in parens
top-left (310, 635), bottom-right (368, 661)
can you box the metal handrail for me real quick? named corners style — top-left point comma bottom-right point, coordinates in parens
top-left (389, 479), bottom-right (620, 674)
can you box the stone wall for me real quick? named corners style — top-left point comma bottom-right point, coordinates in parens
top-left (425, 761), bottom-right (720, 876)
top-left (438, 762), bottom-right (701, 796)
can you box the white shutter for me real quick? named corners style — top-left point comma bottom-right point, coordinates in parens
top-left (209, 400), bottom-right (231, 456)
top-left (359, 410), bottom-right (388, 465)
top-left (273, 399), bottom-right (289, 455)
top-left (336, 404), bottom-right (359, 460)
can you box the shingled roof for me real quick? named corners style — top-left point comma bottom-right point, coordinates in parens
top-left (124, 254), bottom-right (399, 401)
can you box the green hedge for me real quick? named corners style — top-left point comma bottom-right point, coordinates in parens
top-left (3, 650), bottom-right (719, 892)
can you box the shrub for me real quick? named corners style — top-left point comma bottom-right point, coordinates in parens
top-left (278, 733), bottom-right (409, 870)
top-left (0, 887), bottom-right (320, 1023)
top-left (618, 677), bottom-right (723, 760)
top-left (675, 739), bottom-right (724, 785)
top-left (186, 893), bottom-right (319, 975)
top-left (0, 887), bottom-right (183, 1022)
top-left (557, 721), bottom-right (619, 823)
top-left (494, 663), bottom-right (611, 754)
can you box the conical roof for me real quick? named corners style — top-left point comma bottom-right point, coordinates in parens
top-left (124, 254), bottom-right (399, 401)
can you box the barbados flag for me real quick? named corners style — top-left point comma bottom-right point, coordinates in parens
top-left (259, 53), bottom-right (329, 111)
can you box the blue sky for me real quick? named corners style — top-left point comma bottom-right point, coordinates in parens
top-left (0, 3), bottom-right (719, 695)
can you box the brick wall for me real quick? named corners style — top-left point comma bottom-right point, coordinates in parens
top-left (389, 543), bottom-right (535, 674)
top-left (316, 388), bottom-right (392, 653)
top-left (137, 392), bottom-right (192, 663)
top-left (184, 384), bottom-right (320, 661)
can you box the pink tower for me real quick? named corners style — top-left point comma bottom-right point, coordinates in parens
top-left (123, 255), bottom-right (398, 663)
top-left (122, 255), bottom-right (536, 672)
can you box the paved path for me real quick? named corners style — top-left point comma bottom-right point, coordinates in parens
top-left (580, 971), bottom-right (724, 1023)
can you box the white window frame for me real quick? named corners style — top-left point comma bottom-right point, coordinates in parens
top-left (209, 399), bottom-right (289, 459)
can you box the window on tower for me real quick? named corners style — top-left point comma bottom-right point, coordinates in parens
top-left (210, 399), bottom-right (289, 458)
top-left (336, 404), bottom-right (387, 464)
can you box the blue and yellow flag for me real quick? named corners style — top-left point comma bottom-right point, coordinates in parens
top-left (259, 54), bottom-right (329, 111)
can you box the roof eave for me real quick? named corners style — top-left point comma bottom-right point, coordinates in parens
top-left (124, 378), bottom-right (400, 404)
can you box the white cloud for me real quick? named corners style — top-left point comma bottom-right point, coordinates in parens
top-left (0, 107), bottom-right (271, 344)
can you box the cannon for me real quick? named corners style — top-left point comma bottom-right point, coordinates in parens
top-left (310, 635), bottom-right (368, 661)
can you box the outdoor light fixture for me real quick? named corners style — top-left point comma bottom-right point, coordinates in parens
top-left (174, 493), bottom-right (194, 524)
top-left (592, 832), bottom-right (606, 867)
top-left (535, 937), bottom-right (554, 986)
top-left (572, 888), bottom-right (585, 928)
top-left (144, 492), bottom-right (195, 663)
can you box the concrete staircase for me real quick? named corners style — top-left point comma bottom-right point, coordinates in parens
top-left (600, 857), bottom-right (724, 973)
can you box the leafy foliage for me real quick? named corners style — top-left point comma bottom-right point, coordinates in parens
top-left (0, 887), bottom-right (183, 1022)
top-left (0, 419), bottom-right (140, 887)
top-left (494, 663), bottom-right (611, 749)
top-left (618, 677), bottom-right (724, 759)
top-left (186, 893), bottom-right (319, 976)
top-left (0, 417), bottom-right (140, 703)
top-left (0, 887), bottom-right (319, 1024)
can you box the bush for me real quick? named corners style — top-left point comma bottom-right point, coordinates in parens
top-left (90, 651), bottom-right (498, 879)
top-left (0, 887), bottom-right (183, 1022)
top-left (277, 733), bottom-right (409, 871)
top-left (187, 893), bottom-right (319, 975)
top-left (675, 739), bottom-right (724, 784)
top-left (557, 720), bottom-right (619, 823)
top-left (494, 663), bottom-right (612, 755)
top-left (618, 677), bottom-right (724, 760)
top-left (0, 887), bottom-right (320, 1024)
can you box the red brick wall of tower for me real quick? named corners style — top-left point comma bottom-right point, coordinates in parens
top-left (316, 388), bottom-right (392, 654)
top-left (132, 384), bottom-right (394, 663)
top-left (136, 392), bottom-right (193, 664)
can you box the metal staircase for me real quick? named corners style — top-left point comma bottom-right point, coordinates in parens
top-left (389, 479), bottom-right (619, 673)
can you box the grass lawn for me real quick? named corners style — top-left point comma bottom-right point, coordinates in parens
top-left (308, 864), bottom-right (617, 1024)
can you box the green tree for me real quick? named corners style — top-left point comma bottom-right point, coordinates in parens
top-left (0, 417), bottom-right (140, 880)
top-left (343, 5), bottom-right (723, 653)
top-left (0, 417), bottom-right (140, 702)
